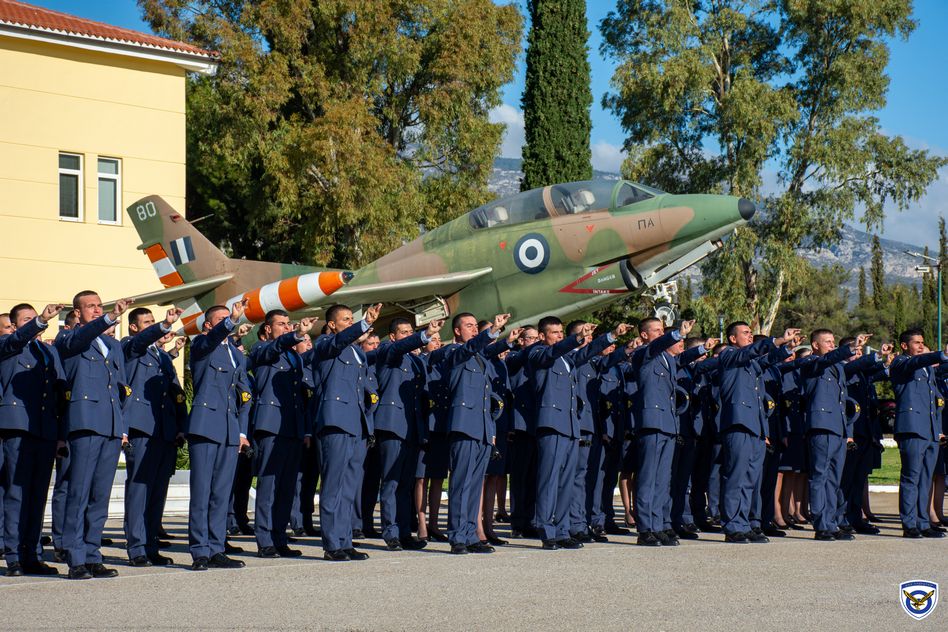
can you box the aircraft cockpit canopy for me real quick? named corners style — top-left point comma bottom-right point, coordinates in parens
top-left (469, 180), bottom-right (621, 230)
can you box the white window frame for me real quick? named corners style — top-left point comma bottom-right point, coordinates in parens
top-left (97, 156), bottom-right (122, 225)
top-left (58, 152), bottom-right (83, 222)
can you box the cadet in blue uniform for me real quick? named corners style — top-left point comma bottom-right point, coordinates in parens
top-left (1, 303), bottom-right (65, 576)
top-left (889, 328), bottom-right (948, 538)
top-left (55, 292), bottom-right (131, 579)
top-left (49, 310), bottom-right (77, 562)
top-left (187, 300), bottom-right (252, 570)
top-left (441, 312), bottom-right (515, 554)
top-left (412, 333), bottom-right (440, 541)
top-left (505, 327), bottom-right (539, 538)
top-left (290, 333), bottom-right (320, 536)
top-left (249, 311), bottom-right (315, 558)
top-left (800, 330), bottom-right (875, 541)
top-left (529, 317), bottom-right (624, 550)
top-left (354, 331), bottom-right (382, 540)
top-left (122, 306), bottom-right (185, 567)
top-left (308, 303), bottom-right (382, 561)
top-left (717, 323), bottom-right (797, 544)
top-left (374, 317), bottom-right (443, 550)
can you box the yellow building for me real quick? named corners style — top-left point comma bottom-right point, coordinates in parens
top-left (0, 0), bottom-right (217, 337)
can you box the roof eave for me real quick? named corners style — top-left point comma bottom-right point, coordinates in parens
top-left (0, 22), bottom-right (219, 75)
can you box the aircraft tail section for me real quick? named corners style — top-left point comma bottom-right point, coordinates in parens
top-left (127, 195), bottom-right (230, 287)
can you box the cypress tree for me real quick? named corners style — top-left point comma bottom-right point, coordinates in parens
top-left (857, 267), bottom-right (868, 309)
top-left (870, 235), bottom-right (886, 311)
top-left (520, 0), bottom-right (592, 190)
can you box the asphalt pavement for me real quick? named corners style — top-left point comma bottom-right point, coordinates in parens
top-left (0, 493), bottom-right (945, 631)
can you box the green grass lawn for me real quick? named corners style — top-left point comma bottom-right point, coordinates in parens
top-left (868, 446), bottom-right (901, 485)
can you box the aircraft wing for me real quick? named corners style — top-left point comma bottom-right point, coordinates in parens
top-left (331, 267), bottom-right (493, 305)
top-left (66, 274), bottom-right (235, 314)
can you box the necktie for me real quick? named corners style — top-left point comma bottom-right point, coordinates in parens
top-left (352, 346), bottom-right (364, 365)
top-left (223, 341), bottom-right (236, 368)
top-left (96, 336), bottom-right (109, 358)
top-left (560, 355), bottom-right (571, 372)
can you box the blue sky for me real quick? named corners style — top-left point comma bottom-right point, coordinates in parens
top-left (34, 0), bottom-right (948, 247)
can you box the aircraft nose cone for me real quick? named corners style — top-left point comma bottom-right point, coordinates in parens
top-left (738, 198), bottom-right (756, 220)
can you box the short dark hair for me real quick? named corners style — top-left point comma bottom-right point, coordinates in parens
top-left (264, 309), bottom-right (289, 327)
top-left (537, 316), bottom-right (562, 333)
top-left (899, 328), bottom-right (924, 345)
top-left (752, 334), bottom-right (768, 343)
top-left (725, 321), bottom-right (749, 340)
top-left (127, 307), bottom-right (153, 328)
top-left (452, 312), bottom-right (476, 331)
top-left (712, 342), bottom-right (728, 355)
top-left (203, 305), bottom-right (229, 322)
top-left (838, 336), bottom-right (855, 348)
top-left (64, 312), bottom-right (78, 328)
top-left (685, 337), bottom-right (705, 350)
top-left (565, 320), bottom-right (586, 336)
top-left (325, 304), bottom-right (352, 323)
top-left (810, 328), bottom-right (834, 344)
top-left (795, 347), bottom-right (812, 359)
top-left (9, 303), bottom-right (35, 324)
top-left (477, 319), bottom-right (491, 331)
top-left (389, 317), bottom-right (412, 335)
top-left (72, 290), bottom-right (99, 310)
top-left (638, 317), bottom-right (661, 331)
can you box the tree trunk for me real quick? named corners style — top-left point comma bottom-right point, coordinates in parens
top-left (760, 268), bottom-right (785, 336)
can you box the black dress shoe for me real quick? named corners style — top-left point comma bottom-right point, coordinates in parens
top-left (922, 527), bottom-right (947, 538)
top-left (52, 549), bottom-right (66, 563)
top-left (384, 538), bottom-right (404, 551)
top-left (238, 524), bottom-right (255, 536)
top-left (604, 522), bottom-right (630, 536)
top-left (209, 553), bottom-right (245, 568)
top-left (636, 532), bottom-right (661, 546)
top-left (814, 530), bottom-right (835, 541)
top-left (832, 530), bottom-right (855, 541)
top-left (22, 561), bottom-right (59, 576)
top-left (257, 546), bottom-right (280, 558)
top-left (147, 554), bottom-right (173, 566)
top-left (747, 529), bottom-right (770, 543)
top-left (556, 538), bottom-right (583, 550)
top-left (401, 537), bottom-right (428, 551)
top-left (724, 532), bottom-right (749, 544)
top-left (853, 523), bottom-right (880, 535)
top-left (674, 527), bottom-right (700, 540)
top-left (276, 546), bottom-right (303, 557)
top-left (589, 527), bottom-right (609, 543)
top-left (427, 531), bottom-right (450, 543)
top-left (158, 540), bottom-right (172, 549)
top-left (541, 539), bottom-right (560, 550)
top-left (100, 537), bottom-right (114, 546)
top-left (227, 526), bottom-right (241, 536)
top-left (191, 557), bottom-right (209, 571)
top-left (763, 527), bottom-right (786, 537)
top-left (931, 524), bottom-right (947, 533)
top-left (89, 563), bottom-right (119, 578)
top-left (362, 529), bottom-right (382, 539)
top-left (570, 531), bottom-right (593, 544)
top-left (304, 527), bottom-right (321, 537)
top-left (657, 530), bottom-right (679, 546)
top-left (224, 541), bottom-right (244, 554)
top-left (467, 542), bottom-right (495, 554)
top-left (838, 524), bottom-right (855, 535)
top-left (68, 565), bottom-right (93, 580)
top-left (323, 549), bottom-right (350, 561)
top-left (351, 529), bottom-right (364, 540)
top-left (494, 512), bottom-right (510, 523)
top-left (485, 535), bottom-right (508, 546)
top-left (41, 535), bottom-right (52, 546)
top-left (344, 548), bottom-right (369, 561)
top-left (5, 562), bottom-right (23, 577)
top-left (158, 528), bottom-right (174, 539)
top-left (129, 555), bottom-right (152, 567)
top-left (450, 543), bottom-right (470, 554)
top-left (292, 528), bottom-right (304, 537)
top-left (903, 527), bottom-right (923, 539)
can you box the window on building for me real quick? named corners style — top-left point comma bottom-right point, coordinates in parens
top-left (58, 152), bottom-right (82, 220)
top-left (97, 157), bottom-right (121, 224)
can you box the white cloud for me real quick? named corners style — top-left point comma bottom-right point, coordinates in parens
top-left (489, 103), bottom-right (525, 159)
top-left (591, 140), bottom-right (626, 174)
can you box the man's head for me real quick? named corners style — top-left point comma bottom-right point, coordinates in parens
top-left (0, 312), bottom-right (14, 335)
top-left (202, 305), bottom-right (230, 332)
top-left (810, 328), bottom-right (835, 356)
top-left (839, 336), bottom-right (860, 360)
top-left (794, 347), bottom-right (812, 360)
top-left (519, 326), bottom-right (539, 348)
top-left (63, 311), bottom-right (78, 330)
top-left (638, 317), bottom-right (663, 343)
top-left (452, 312), bottom-right (478, 343)
top-left (263, 309), bottom-right (292, 339)
top-left (566, 320), bottom-right (589, 347)
top-left (325, 304), bottom-right (354, 334)
top-left (9, 304), bottom-right (39, 330)
top-left (899, 328), bottom-right (926, 356)
top-left (294, 333), bottom-right (312, 354)
top-left (72, 290), bottom-right (102, 325)
top-left (388, 317), bottom-right (414, 341)
top-left (712, 342), bottom-right (728, 357)
top-left (361, 333), bottom-right (380, 352)
top-left (538, 316), bottom-right (564, 345)
top-left (127, 307), bottom-right (154, 335)
top-left (424, 332), bottom-right (442, 352)
top-left (725, 321), bottom-right (753, 348)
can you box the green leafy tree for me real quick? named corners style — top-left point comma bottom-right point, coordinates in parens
top-left (857, 267), bottom-right (868, 309)
top-left (520, 0), bottom-right (593, 190)
top-left (772, 263), bottom-right (851, 336)
top-left (140, 0), bottom-right (521, 269)
top-left (870, 234), bottom-right (887, 311)
top-left (600, 0), bottom-right (946, 333)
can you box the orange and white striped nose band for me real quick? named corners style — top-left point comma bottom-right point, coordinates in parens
top-left (226, 271), bottom-right (352, 324)
top-left (143, 244), bottom-right (184, 288)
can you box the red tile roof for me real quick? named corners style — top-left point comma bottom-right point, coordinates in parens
top-left (0, 0), bottom-right (218, 59)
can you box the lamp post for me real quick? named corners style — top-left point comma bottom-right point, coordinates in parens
top-left (906, 250), bottom-right (942, 348)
